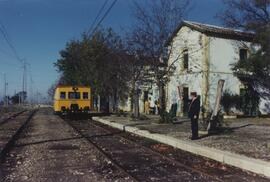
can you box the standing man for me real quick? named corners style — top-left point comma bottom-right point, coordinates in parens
top-left (188, 92), bottom-right (200, 140)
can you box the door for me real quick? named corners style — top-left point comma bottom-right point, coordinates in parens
top-left (183, 87), bottom-right (189, 115)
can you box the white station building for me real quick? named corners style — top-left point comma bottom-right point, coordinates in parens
top-left (166, 21), bottom-right (268, 116)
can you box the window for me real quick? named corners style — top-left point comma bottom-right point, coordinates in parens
top-left (183, 49), bottom-right (189, 70)
top-left (83, 92), bottom-right (89, 99)
top-left (60, 92), bottom-right (66, 99)
top-left (239, 49), bottom-right (248, 60)
top-left (68, 92), bottom-right (80, 99)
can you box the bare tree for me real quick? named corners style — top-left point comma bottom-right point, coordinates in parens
top-left (131, 0), bottom-right (190, 120)
top-left (219, 0), bottom-right (270, 30)
top-left (124, 35), bottom-right (154, 118)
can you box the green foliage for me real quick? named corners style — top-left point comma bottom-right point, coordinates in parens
top-left (54, 28), bottom-right (130, 101)
top-left (159, 111), bottom-right (175, 123)
top-left (221, 88), bottom-right (260, 116)
top-left (221, 90), bottom-right (241, 114)
top-left (116, 110), bottom-right (128, 117)
top-left (221, 0), bottom-right (270, 101)
top-left (239, 85), bottom-right (260, 116)
top-left (231, 27), bottom-right (269, 114)
top-left (11, 91), bottom-right (27, 104)
top-left (232, 48), bottom-right (270, 99)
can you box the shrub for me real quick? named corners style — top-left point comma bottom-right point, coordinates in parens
top-left (159, 111), bottom-right (175, 123)
top-left (221, 89), bottom-right (241, 115)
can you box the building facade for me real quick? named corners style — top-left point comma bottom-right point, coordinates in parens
top-left (166, 21), bottom-right (268, 116)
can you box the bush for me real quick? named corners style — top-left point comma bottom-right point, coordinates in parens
top-left (221, 90), bottom-right (241, 115)
top-left (238, 86), bottom-right (260, 116)
top-left (159, 111), bottom-right (175, 123)
top-left (116, 110), bottom-right (128, 117)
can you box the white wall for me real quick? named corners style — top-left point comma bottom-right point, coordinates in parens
top-left (167, 26), bottom-right (205, 114)
top-left (207, 38), bottom-right (248, 110)
top-left (167, 26), bottom-right (268, 114)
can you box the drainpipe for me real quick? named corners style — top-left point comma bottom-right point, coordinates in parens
top-left (202, 35), bottom-right (210, 116)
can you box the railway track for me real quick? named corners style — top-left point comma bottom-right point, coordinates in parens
top-left (1, 110), bottom-right (267, 181)
top-left (64, 118), bottom-right (139, 182)
top-left (87, 121), bottom-right (224, 182)
top-left (0, 110), bottom-right (27, 126)
top-left (2, 109), bottom-right (136, 182)
top-left (65, 118), bottom-right (269, 182)
top-left (65, 118), bottom-right (223, 182)
top-left (0, 110), bottom-right (37, 162)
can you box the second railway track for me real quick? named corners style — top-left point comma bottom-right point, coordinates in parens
top-left (0, 110), bottom-right (27, 126)
top-left (0, 110), bottom-right (37, 162)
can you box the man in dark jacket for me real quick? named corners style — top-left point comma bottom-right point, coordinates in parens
top-left (188, 92), bottom-right (200, 140)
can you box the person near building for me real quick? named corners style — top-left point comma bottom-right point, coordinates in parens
top-left (145, 99), bottom-right (150, 114)
top-left (156, 100), bottom-right (160, 115)
top-left (149, 98), bottom-right (155, 114)
top-left (154, 100), bottom-right (159, 115)
top-left (188, 92), bottom-right (200, 140)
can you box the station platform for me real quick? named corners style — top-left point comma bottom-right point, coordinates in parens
top-left (93, 114), bottom-right (270, 178)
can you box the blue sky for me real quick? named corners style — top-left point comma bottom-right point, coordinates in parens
top-left (0, 0), bottom-right (225, 99)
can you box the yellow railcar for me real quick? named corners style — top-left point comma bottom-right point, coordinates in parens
top-left (54, 86), bottom-right (92, 113)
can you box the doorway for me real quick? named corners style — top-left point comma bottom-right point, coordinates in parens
top-left (183, 87), bottom-right (189, 115)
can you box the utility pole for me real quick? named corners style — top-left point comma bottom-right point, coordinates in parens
top-left (36, 90), bottom-right (41, 106)
top-left (19, 90), bottom-right (21, 106)
top-left (3, 73), bottom-right (8, 107)
top-left (29, 64), bottom-right (33, 107)
top-left (14, 90), bottom-right (16, 104)
top-left (3, 73), bottom-right (6, 106)
top-left (5, 78), bottom-right (8, 107)
top-left (22, 61), bottom-right (25, 105)
top-left (22, 61), bottom-right (27, 105)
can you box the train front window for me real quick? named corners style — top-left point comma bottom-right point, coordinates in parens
top-left (68, 92), bottom-right (81, 99)
top-left (60, 92), bottom-right (66, 99)
top-left (83, 92), bottom-right (89, 99)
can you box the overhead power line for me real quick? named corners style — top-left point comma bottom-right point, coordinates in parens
top-left (0, 20), bottom-right (23, 64)
top-left (0, 20), bottom-right (28, 103)
top-left (88, 0), bottom-right (118, 38)
top-left (86, 0), bottom-right (110, 37)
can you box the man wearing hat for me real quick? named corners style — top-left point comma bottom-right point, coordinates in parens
top-left (188, 92), bottom-right (200, 140)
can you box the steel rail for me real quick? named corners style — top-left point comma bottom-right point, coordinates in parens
top-left (64, 119), bottom-right (139, 182)
top-left (0, 110), bottom-right (37, 162)
top-left (0, 110), bottom-right (27, 126)
top-left (88, 120), bottom-right (225, 182)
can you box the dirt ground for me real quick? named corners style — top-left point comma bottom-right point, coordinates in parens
top-left (1, 109), bottom-right (132, 182)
